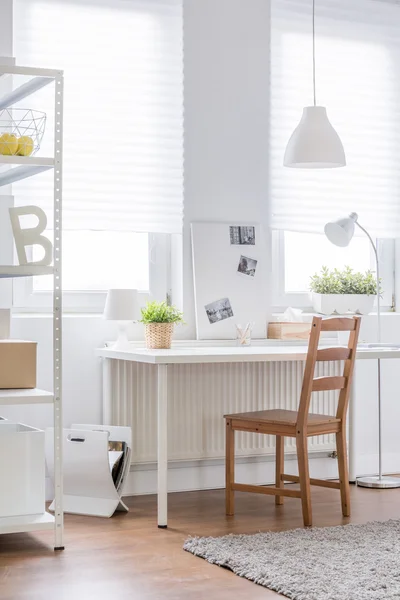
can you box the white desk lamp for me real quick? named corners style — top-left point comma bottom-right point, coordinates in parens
top-left (324, 212), bottom-right (400, 489)
top-left (104, 289), bottom-right (139, 350)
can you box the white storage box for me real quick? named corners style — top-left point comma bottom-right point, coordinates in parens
top-left (0, 423), bottom-right (45, 518)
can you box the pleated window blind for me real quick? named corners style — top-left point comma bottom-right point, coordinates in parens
top-left (13, 0), bottom-right (183, 234)
top-left (270, 0), bottom-right (400, 237)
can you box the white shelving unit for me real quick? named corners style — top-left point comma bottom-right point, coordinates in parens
top-left (0, 59), bottom-right (64, 550)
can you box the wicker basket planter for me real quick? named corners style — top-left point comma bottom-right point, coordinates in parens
top-left (145, 322), bottom-right (175, 349)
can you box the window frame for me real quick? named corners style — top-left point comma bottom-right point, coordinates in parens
top-left (12, 232), bottom-right (170, 313)
top-left (271, 230), bottom-right (395, 312)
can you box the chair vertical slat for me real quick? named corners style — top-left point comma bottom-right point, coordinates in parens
top-left (336, 317), bottom-right (361, 421)
top-left (296, 317), bottom-right (321, 430)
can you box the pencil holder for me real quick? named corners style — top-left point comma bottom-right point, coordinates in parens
top-left (235, 323), bottom-right (253, 346)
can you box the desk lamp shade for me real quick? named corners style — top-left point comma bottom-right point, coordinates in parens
top-left (324, 212), bottom-right (357, 247)
top-left (104, 289), bottom-right (139, 349)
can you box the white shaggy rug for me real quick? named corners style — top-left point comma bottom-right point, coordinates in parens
top-left (183, 520), bottom-right (400, 599)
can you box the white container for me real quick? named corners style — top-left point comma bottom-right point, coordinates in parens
top-left (311, 293), bottom-right (376, 316)
top-left (0, 423), bottom-right (45, 517)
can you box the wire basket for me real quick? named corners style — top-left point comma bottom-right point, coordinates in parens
top-left (0, 108), bottom-right (46, 157)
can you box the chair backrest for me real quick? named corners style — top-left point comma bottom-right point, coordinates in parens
top-left (296, 316), bottom-right (361, 430)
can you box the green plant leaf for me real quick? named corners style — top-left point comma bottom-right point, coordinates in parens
top-left (140, 300), bottom-right (184, 324)
top-left (309, 266), bottom-right (381, 295)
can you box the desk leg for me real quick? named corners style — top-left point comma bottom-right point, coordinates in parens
top-left (102, 358), bottom-right (113, 425)
top-left (158, 364), bottom-right (168, 528)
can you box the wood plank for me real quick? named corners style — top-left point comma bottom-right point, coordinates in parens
top-left (232, 482), bottom-right (302, 498)
top-left (231, 419), bottom-right (296, 437)
top-left (282, 474), bottom-right (341, 489)
top-left (3, 488), bottom-right (400, 600)
top-left (307, 422), bottom-right (341, 435)
top-left (316, 347), bottom-right (351, 362)
top-left (225, 419), bottom-right (235, 515)
top-left (296, 432), bottom-right (312, 526)
top-left (296, 317), bottom-right (321, 430)
top-left (312, 376), bottom-right (346, 392)
top-left (320, 317), bottom-right (357, 332)
top-left (336, 430), bottom-right (351, 516)
top-left (275, 435), bottom-right (284, 505)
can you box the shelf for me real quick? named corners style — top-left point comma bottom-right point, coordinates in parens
top-left (0, 388), bottom-right (54, 406)
top-left (0, 65), bottom-right (60, 79)
top-left (0, 77), bottom-right (54, 110)
top-left (0, 63), bottom-right (62, 111)
top-left (0, 265), bottom-right (54, 279)
top-left (0, 512), bottom-right (54, 535)
top-left (0, 156), bottom-right (54, 166)
top-left (0, 156), bottom-right (54, 188)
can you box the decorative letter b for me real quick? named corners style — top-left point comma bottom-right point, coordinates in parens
top-left (9, 205), bottom-right (53, 266)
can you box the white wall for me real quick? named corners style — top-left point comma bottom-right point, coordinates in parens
top-left (2, 0), bottom-right (273, 430)
top-left (182, 0), bottom-right (271, 337)
top-left (2, 0), bottom-right (400, 494)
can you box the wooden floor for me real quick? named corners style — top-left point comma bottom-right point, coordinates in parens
top-left (1, 485), bottom-right (400, 599)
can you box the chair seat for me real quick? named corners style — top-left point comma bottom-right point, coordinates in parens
top-left (224, 409), bottom-right (340, 428)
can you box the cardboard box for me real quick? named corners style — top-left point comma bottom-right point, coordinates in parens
top-left (0, 340), bottom-right (37, 389)
top-left (267, 322), bottom-right (312, 340)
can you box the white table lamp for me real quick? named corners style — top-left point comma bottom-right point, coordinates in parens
top-left (104, 289), bottom-right (139, 350)
top-left (324, 212), bottom-right (400, 489)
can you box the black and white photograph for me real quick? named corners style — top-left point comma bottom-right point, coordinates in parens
top-left (237, 255), bottom-right (257, 277)
top-left (229, 225), bottom-right (256, 245)
top-left (205, 297), bottom-right (234, 324)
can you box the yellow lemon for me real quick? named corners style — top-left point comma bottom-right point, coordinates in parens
top-left (16, 136), bottom-right (34, 157)
top-left (0, 133), bottom-right (18, 155)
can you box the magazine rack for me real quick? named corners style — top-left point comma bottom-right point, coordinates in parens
top-left (46, 424), bottom-right (131, 518)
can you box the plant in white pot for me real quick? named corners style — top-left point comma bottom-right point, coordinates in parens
top-left (140, 300), bottom-right (184, 349)
top-left (310, 266), bottom-right (379, 315)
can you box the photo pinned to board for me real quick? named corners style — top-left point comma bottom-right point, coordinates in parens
top-left (237, 255), bottom-right (257, 278)
top-left (229, 225), bottom-right (255, 246)
top-left (205, 297), bottom-right (234, 325)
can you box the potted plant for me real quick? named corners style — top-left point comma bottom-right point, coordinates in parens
top-left (140, 300), bottom-right (184, 349)
top-left (309, 266), bottom-right (379, 315)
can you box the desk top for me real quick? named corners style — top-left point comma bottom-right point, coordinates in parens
top-left (96, 344), bottom-right (400, 364)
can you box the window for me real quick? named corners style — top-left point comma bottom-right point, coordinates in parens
top-left (12, 0), bottom-right (183, 310)
top-left (270, 0), bottom-right (399, 309)
top-left (272, 231), bottom-right (394, 309)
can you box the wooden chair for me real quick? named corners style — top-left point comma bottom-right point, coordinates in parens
top-left (224, 316), bottom-right (361, 527)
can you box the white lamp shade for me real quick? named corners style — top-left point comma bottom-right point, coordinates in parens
top-left (324, 213), bottom-right (358, 247)
top-left (284, 106), bottom-right (346, 169)
top-left (103, 289), bottom-right (139, 321)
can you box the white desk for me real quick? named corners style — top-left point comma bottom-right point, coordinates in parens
top-left (96, 343), bottom-right (400, 527)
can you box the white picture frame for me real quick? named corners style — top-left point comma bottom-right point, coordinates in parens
top-left (191, 222), bottom-right (270, 340)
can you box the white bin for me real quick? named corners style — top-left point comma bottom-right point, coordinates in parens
top-left (0, 423), bottom-right (45, 518)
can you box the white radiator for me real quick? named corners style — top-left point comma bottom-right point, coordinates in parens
top-left (109, 360), bottom-right (340, 464)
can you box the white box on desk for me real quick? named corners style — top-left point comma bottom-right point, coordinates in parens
top-left (0, 422), bottom-right (45, 518)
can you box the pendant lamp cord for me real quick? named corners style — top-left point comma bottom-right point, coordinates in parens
top-left (312, 0), bottom-right (316, 105)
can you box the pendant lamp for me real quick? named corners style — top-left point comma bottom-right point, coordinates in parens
top-left (283, 0), bottom-right (346, 168)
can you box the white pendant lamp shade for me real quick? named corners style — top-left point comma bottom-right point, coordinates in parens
top-left (324, 212), bottom-right (358, 247)
top-left (283, 0), bottom-right (346, 169)
top-left (103, 289), bottom-right (139, 321)
top-left (284, 106), bottom-right (346, 169)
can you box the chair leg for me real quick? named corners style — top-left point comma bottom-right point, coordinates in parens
top-left (336, 429), bottom-right (350, 517)
top-left (296, 433), bottom-right (312, 526)
top-left (275, 435), bottom-right (284, 505)
top-left (225, 419), bottom-right (235, 515)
